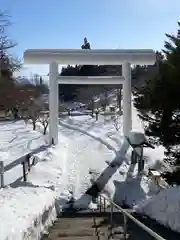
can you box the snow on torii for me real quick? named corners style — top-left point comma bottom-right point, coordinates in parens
top-left (24, 48), bottom-right (155, 145)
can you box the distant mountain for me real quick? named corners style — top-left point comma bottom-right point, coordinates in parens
top-left (15, 76), bottom-right (35, 86)
top-left (15, 76), bottom-right (49, 86)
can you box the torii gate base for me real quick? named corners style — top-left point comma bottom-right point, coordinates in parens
top-left (23, 49), bottom-right (155, 145)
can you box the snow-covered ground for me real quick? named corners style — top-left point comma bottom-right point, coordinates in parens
top-left (0, 103), bottom-right (179, 239)
top-left (0, 120), bottom-right (47, 185)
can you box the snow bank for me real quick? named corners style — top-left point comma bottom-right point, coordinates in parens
top-left (0, 186), bottom-right (57, 240)
top-left (135, 186), bottom-right (180, 233)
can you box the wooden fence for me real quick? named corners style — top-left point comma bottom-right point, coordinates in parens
top-left (0, 145), bottom-right (49, 188)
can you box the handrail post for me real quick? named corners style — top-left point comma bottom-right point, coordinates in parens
top-left (99, 195), bottom-right (102, 212)
top-left (103, 197), bottom-right (106, 212)
top-left (0, 161), bottom-right (4, 188)
top-left (123, 214), bottom-right (127, 239)
top-left (137, 146), bottom-right (144, 175)
top-left (110, 202), bottom-right (113, 237)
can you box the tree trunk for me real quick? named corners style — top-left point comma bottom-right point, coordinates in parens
top-left (95, 112), bottom-right (99, 121)
top-left (117, 87), bottom-right (122, 111)
top-left (91, 99), bottom-right (94, 118)
top-left (32, 121), bottom-right (36, 130)
top-left (43, 125), bottom-right (48, 135)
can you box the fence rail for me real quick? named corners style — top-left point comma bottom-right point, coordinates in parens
top-left (98, 194), bottom-right (166, 240)
top-left (0, 145), bottom-right (49, 188)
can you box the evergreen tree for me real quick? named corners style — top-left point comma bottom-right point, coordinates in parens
top-left (134, 22), bottom-right (180, 163)
top-left (81, 37), bottom-right (91, 49)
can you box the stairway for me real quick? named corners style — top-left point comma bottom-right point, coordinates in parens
top-left (42, 211), bottom-right (109, 240)
top-left (42, 208), bottom-right (180, 240)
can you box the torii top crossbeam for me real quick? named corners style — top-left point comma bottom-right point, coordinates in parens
top-left (24, 49), bottom-right (155, 65)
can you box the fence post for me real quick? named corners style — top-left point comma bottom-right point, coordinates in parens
top-left (27, 154), bottom-right (31, 171)
top-left (32, 156), bottom-right (37, 166)
top-left (0, 161), bottom-right (4, 188)
top-left (22, 161), bottom-right (27, 182)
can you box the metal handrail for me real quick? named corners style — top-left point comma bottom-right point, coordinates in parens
top-left (99, 194), bottom-right (166, 240)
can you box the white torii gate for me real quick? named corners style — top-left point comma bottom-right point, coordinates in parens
top-left (24, 49), bottom-right (155, 145)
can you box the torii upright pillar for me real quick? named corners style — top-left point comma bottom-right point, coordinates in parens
top-left (122, 61), bottom-right (132, 137)
top-left (49, 62), bottom-right (59, 145)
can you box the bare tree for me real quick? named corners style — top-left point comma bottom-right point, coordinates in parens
top-left (100, 92), bottom-right (110, 112)
top-left (95, 108), bottom-right (101, 121)
top-left (33, 74), bottom-right (40, 85)
top-left (0, 10), bottom-right (21, 76)
top-left (88, 98), bottom-right (95, 118)
top-left (0, 10), bottom-right (22, 117)
top-left (12, 84), bottom-right (41, 120)
top-left (28, 103), bottom-right (41, 130)
top-left (39, 112), bottom-right (49, 135)
top-left (76, 87), bottom-right (94, 117)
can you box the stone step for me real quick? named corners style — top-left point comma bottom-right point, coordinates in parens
top-left (111, 225), bottom-right (124, 234)
top-left (52, 217), bottom-right (104, 229)
top-left (42, 213), bottom-right (106, 240)
top-left (53, 237), bottom-right (97, 240)
top-left (60, 211), bottom-right (110, 218)
top-left (49, 227), bottom-right (96, 238)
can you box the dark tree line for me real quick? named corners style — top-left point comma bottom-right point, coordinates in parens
top-left (58, 38), bottom-right (122, 102)
top-left (134, 22), bottom-right (180, 183)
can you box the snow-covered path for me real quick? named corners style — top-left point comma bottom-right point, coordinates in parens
top-left (57, 122), bottom-right (116, 200)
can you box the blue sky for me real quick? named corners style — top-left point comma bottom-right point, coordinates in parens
top-left (1, 0), bottom-right (180, 77)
